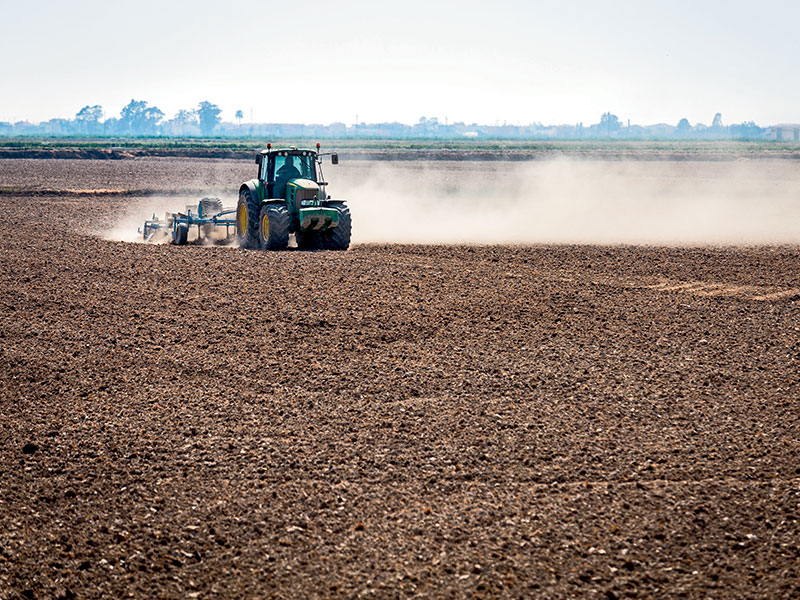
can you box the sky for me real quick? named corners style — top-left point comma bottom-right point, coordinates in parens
top-left (1, 0), bottom-right (799, 126)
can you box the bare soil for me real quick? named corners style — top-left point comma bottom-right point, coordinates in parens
top-left (0, 158), bottom-right (798, 599)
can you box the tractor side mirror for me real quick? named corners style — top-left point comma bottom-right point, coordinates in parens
top-left (255, 153), bottom-right (263, 166)
top-left (331, 153), bottom-right (339, 165)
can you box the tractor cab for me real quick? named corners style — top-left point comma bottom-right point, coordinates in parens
top-left (256, 147), bottom-right (325, 200)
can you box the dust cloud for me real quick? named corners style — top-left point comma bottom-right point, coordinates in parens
top-left (105, 159), bottom-right (800, 246)
top-left (337, 159), bottom-right (800, 245)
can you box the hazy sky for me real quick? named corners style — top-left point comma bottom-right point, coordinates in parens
top-left (1, 0), bottom-right (798, 126)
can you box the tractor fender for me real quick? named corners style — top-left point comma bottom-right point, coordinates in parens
top-left (240, 179), bottom-right (285, 205)
top-left (239, 179), bottom-right (264, 203)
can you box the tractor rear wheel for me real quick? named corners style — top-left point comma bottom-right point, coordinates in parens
top-left (321, 203), bottom-right (352, 250)
top-left (236, 189), bottom-right (260, 248)
top-left (259, 204), bottom-right (290, 250)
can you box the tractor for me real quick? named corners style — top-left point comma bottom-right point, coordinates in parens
top-left (236, 144), bottom-right (351, 250)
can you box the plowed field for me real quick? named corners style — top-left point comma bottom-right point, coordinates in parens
top-left (0, 158), bottom-right (798, 599)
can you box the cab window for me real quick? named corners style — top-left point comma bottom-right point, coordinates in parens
top-left (274, 153), bottom-right (316, 181)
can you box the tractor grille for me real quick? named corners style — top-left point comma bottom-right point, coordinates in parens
top-left (295, 188), bottom-right (318, 210)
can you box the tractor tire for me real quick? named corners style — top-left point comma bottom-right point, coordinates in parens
top-left (236, 189), bottom-right (260, 249)
top-left (295, 229), bottom-right (321, 250)
top-left (174, 223), bottom-right (189, 246)
top-left (321, 203), bottom-right (352, 250)
top-left (258, 204), bottom-right (290, 250)
top-left (199, 197), bottom-right (223, 218)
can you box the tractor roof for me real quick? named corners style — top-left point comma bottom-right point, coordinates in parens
top-left (257, 146), bottom-right (317, 157)
top-left (255, 146), bottom-right (322, 165)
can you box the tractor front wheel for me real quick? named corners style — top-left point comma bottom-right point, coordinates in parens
top-left (258, 204), bottom-right (290, 250)
top-left (236, 189), bottom-right (260, 249)
top-left (321, 203), bottom-right (352, 250)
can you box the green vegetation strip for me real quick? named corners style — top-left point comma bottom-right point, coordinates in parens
top-left (1, 138), bottom-right (800, 159)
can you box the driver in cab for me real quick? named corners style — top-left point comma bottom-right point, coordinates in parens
top-left (273, 155), bottom-right (303, 198)
top-left (276, 156), bottom-right (301, 180)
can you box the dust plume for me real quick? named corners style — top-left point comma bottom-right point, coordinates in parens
top-left (338, 159), bottom-right (800, 245)
top-left (103, 158), bottom-right (800, 246)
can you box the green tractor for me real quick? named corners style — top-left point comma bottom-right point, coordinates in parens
top-left (236, 144), bottom-right (351, 250)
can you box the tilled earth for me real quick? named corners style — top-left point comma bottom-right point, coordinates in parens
top-left (0, 158), bottom-right (799, 599)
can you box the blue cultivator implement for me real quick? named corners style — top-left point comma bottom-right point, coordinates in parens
top-left (140, 197), bottom-right (236, 245)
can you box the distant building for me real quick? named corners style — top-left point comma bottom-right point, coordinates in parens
top-left (768, 124), bottom-right (800, 141)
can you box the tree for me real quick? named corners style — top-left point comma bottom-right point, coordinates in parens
top-left (75, 105), bottom-right (104, 134)
top-left (197, 101), bottom-right (222, 136)
top-left (120, 99), bottom-right (164, 135)
top-left (166, 109), bottom-right (199, 136)
top-left (599, 112), bottom-right (622, 135)
top-left (175, 109), bottom-right (198, 124)
top-left (235, 109), bottom-right (244, 127)
top-left (676, 118), bottom-right (691, 133)
top-left (711, 112), bottom-right (723, 129)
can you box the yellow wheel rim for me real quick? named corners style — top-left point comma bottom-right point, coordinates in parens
top-left (261, 213), bottom-right (270, 240)
top-left (237, 204), bottom-right (247, 235)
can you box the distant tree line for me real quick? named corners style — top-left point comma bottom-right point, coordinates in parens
top-left (0, 100), bottom-right (227, 137)
top-left (0, 103), bottom-right (777, 140)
